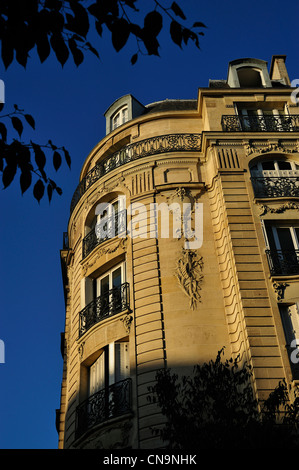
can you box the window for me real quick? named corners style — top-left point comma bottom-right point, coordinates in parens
top-left (263, 223), bottom-right (299, 275)
top-left (83, 195), bottom-right (126, 259)
top-left (237, 67), bottom-right (263, 87)
top-left (89, 341), bottom-right (130, 397)
top-left (111, 106), bottom-right (128, 130)
top-left (76, 340), bottom-right (131, 437)
top-left (250, 159), bottom-right (299, 176)
top-left (79, 262), bottom-right (129, 336)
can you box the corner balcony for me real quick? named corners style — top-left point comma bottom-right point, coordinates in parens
top-left (70, 133), bottom-right (202, 215)
top-left (221, 114), bottom-right (299, 132)
top-left (251, 176), bottom-right (299, 198)
top-left (79, 282), bottom-right (130, 337)
top-left (75, 378), bottom-right (132, 440)
top-left (266, 249), bottom-right (299, 276)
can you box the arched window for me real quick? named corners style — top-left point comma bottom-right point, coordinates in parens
top-left (83, 195), bottom-right (126, 259)
top-left (237, 67), bottom-right (263, 87)
top-left (111, 106), bottom-right (128, 130)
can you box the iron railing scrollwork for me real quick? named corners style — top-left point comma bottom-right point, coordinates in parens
top-left (75, 378), bottom-right (132, 439)
top-left (266, 249), bottom-right (299, 276)
top-left (251, 177), bottom-right (299, 198)
top-left (70, 133), bottom-right (202, 214)
top-left (82, 209), bottom-right (127, 259)
top-left (221, 114), bottom-right (299, 132)
top-left (79, 282), bottom-right (130, 337)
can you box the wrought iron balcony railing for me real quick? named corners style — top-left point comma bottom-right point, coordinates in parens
top-left (76, 378), bottom-right (132, 439)
top-left (82, 209), bottom-right (127, 259)
top-left (70, 133), bottom-right (202, 214)
top-left (266, 249), bottom-right (299, 276)
top-left (251, 177), bottom-right (299, 198)
top-left (221, 114), bottom-right (299, 132)
top-left (79, 282), bottom-right (130, 337)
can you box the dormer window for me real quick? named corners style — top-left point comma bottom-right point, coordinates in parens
top-left (111, 106), bottom-right (128, 131)
top-left (237, 67), bottom-right (263, 87)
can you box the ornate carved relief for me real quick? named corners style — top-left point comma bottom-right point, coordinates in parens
top-left (175, 248), bottom-right (204, 309)
top-left (82, 237), bottom-right (127, 275)
top-left (257, 202), bottom-right (299, 216)
top-left (244, 140), bottom-right (299, 156)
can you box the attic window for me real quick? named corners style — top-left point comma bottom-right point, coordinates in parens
top-left (111, 106), bottom-right (128, 130)
top-left (237, 67), bottom-right (263, 87)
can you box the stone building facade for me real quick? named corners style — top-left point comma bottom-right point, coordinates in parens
top-left (57, 55), bottom-right (299, 449)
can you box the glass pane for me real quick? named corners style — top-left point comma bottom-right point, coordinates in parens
top-left (277, 160), bottom-right (291, 170)
top-left (276, 228), bottom-right (295, 250)
top-left (262, 161), bottom-right (275, 170)
top-left (100, 275), bottom-right (110, 294)
top-left (112, 267), bottom-right (122, 288)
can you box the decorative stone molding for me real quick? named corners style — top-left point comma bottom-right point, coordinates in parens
top-left (258, 202), bottom-right (299, 216)
top-left (82, 237), bottom-right (127, 275)
top-left (78, 341), bottom-right (85, 359)
top-left (175, 248), bottom-right (204, 309)
top-left (120, 313), bottom-right (133, 334)
top-left (273, 281), bottom-right (288, 301)
top-left (244, 140), bottom-right (299, 156)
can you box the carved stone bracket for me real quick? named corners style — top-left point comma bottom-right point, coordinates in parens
top-left (175, 248), bottom-right (204, 310)
top-left (273, 281), bottom-right (289, 301)
top-left (120, 313), bottom-right (133, 335)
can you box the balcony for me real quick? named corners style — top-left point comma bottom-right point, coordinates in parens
top-left (75, 378), bottom-right (132, 439)
top-left (251, 176), bottom-right (299, 198)
top-left (70, 133), bottom-right (202, 214)
top-left (82, 209), bottom-right (127, 259)
top-left (221, 114), bottom-right (299, 132)
top-left (79, 282), bottom-right (130, 337)
top-left (266, 249), bottom-right (299, 276)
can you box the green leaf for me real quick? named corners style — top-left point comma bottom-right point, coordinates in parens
top-left (11, 116), bottom-right (23, 137)
top-left (171, 2), bottom-right (186, 20)
top-left (33, 178), bottom-right (45, 203)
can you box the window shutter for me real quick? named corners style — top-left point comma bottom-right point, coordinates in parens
top-left (115, 342), bottom-right (130, 382)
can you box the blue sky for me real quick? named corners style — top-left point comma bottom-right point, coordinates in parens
top-left (0, 0), bottom-right (297, 449)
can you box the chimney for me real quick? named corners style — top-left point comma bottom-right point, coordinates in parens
top-left (269, 55), bottom-right (290, 86)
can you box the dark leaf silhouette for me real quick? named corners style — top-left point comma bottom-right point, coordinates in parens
top-left (53, 150), bottom-right (62, 171)
top-left (111, 18), bottom-right (130, 52)
top-left (50, 33), bottom-right (69, 66)
top-left (20, 169), bottom-right (32, 194)
top-left (131, 53), bottom-right (138, 65)
top-left (2, 163), bottom-right (17, 188)
top-left (62, 147), bottom-right (71, 169)
top-left (33, 178), bottom-right (45, 203)
top-left (24, 114), bottom-right (35, 129)
top-left (170, 20), bottom-right (182, 48)
top-left (171, 2), bottom-right (186, 20)
top-left (11, 116), bottom-right (23, 137)
top-left (68, 37), bottom-right (84, 66)
top-left (32, 142), bottom-right (46, 170)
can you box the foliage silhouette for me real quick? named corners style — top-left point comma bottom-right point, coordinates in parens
top-left (0, 1), bottom-right (205, 201)
top-left (148, 348), bottom-right (299, 449)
